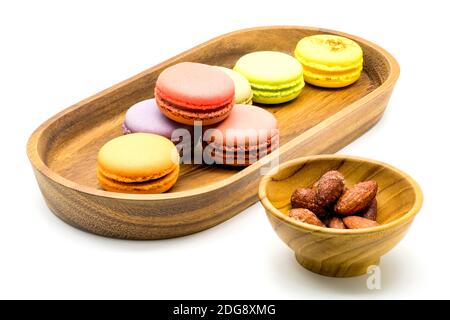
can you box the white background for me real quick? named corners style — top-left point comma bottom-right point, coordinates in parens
top-left (1, 0), bottom-right (449, 299)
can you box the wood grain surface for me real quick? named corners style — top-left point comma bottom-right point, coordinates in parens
top-left (27, 26), bottom-right (400, 239)
top-left (259, 155), bottom-right (423, 277)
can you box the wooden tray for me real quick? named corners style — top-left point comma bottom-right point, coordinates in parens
top-left (27, 26), bottom-right (399, 240)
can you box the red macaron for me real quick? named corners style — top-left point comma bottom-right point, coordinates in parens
top-left (205, 105), bottom-right (279, 166)
top-left (155, 62), bottom-right (235, 125)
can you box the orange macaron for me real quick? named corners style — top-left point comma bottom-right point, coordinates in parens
top-left (97, 133), bottom-right (179, 193)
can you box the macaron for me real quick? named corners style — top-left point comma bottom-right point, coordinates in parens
top-left (216, 67), bottom-right (252, 105)
top-left (155, 62), bottom-right (235, 125)
top-left (205, 105), bottom-right (278, 166)
top-left (122, 99), bottom-right (191, 143)
top-left (294, 34), bottom-right (363, 88)
top-left (97, 133), bottom-right (179, 194)
top-left (233, 51), bottom-right (304, 104)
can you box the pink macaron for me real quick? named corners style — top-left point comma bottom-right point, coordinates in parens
top-left (205, 105), bottom-right (279, 166)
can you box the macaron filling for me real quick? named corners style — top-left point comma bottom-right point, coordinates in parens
top-left (155, 93), bottom-right (234, 121)
top-left (208, 132), bottom-right (279, 150)
top-left (302, 67), bottom-right (362, 85)
top-left (209, 140), bottom-right (279, 165)
top-left (251, 79), bottom-right (305, 101)
top-left (211, 139), bottom-right (279, 161)
top-left (97, 165), bottom-right (180, 193)
top-left (155, 87), bottom-right (234, 112)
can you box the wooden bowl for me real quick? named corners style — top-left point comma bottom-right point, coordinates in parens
top-left (258, 155), bottom-right (423, 277)
top-left (27, 26), bottom-right (399, 240)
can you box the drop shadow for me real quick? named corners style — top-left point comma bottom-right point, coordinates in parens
top-left (270, 247), bottom-right (414, 296)
top-left (34, 191), bottom-right (254, 254)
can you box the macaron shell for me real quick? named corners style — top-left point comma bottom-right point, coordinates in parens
top-left (123, 99), bottom-right (191, 139)
top-left (216, 67), bottom-right (253, 104)
top-left (295, 35), bottom-right (363, 70)
top-left (155, 62), bottom-right (235, 109)
top-left (234, 51), bottom-right (303, 85)
top-left (97, 133), bottom-right (179, 182)
top-left (206, 105), bottom-right (278, 146)
top-left (97, 165), bottom-right (179, 194)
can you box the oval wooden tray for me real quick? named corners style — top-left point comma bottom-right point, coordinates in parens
top-left (27, 26), bottom-right (399, 240)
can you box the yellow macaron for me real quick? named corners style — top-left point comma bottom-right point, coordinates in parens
top-left (294, 34), bottom-right (363, 88)
top-left (97, 133), bottom-right (180, 193)
top-left (216, 67), bottom-right (253, 105)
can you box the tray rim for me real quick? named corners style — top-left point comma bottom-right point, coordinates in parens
top-left (27, 25), bottom-right (400, 201)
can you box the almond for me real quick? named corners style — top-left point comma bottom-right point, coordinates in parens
top-left (315, 171), bottom-right (345, 207)
top-left (290, 188), bottom-right (327, 217)
top-left (334, 181), bottom-right (378, 215)
top-left (328, 216), bottom-right (346, 229)
top-left (288, 208), bottom-right (325, 227)
top-left (362, 198), bottom-right (377, 221)
top-left (343, 216), bottom-right (379, 229)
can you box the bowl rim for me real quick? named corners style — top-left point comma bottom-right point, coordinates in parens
top-left (258, 154), bottom-right (423, 235)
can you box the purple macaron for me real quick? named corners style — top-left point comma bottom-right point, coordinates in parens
top-left (123, 99), bottom-right (191, 142)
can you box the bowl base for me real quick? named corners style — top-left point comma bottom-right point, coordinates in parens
top-left (295, 252), bottom-right (380, 278)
